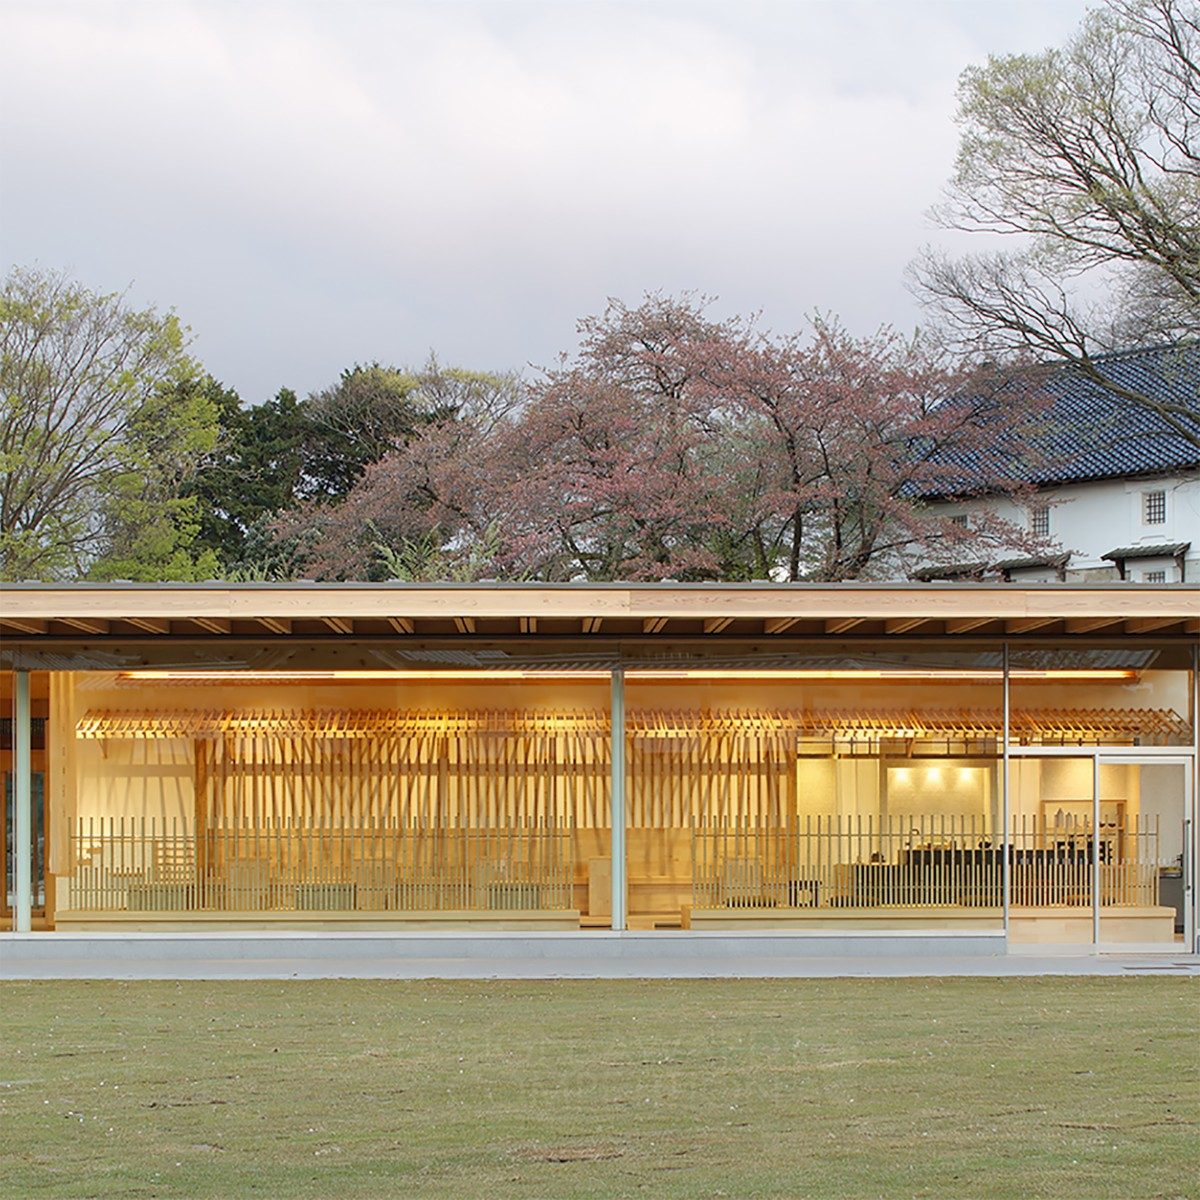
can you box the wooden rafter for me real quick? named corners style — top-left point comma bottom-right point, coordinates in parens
top-left (1064, 616), bottom-right (1123, 634)
top-left (582, 617), bottom-right (603, 634)
top-left (703, 617), bottom-right (733, 634)
top-left (321, 616), bottom-right (354, 634)
top-left (387, 617), bottom-right (414, 634)
top-left (763, 617), bottom-right (799, 634)
top-left (825, 617), bottom-right (863, 634)
top-left (519, 617), bottom-right (537, 634)
top-left (945, 617), bottom-right (992, 634)
top-left (1, 617), bottom-right (47, 634)
top-left (257, 617), bottom-right (291, 635)
top-left (454, 616), bottom-right (476, 634)
top-left (192, 617), bottom-right (231, 634)
top-left (884, 617), bottom-right (927, 634)
top-left (643, 617), bottom-right (669, 634)
top-left (77, 702), bottom-right (1191, 746)
top-left (55, 617), bottom-right (109, 634)
top-left (1004, 617), bottom-right (1059, 634)
top-left (123, 617), bottom-right (171, 634)
top-left (1124, 616), bottom-right (1182, 634)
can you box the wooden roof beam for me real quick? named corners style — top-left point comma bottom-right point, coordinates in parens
top-left (387, 616), bottom-right (414, 634)
top-left (1124, 616), bottom-right (1183, 634)
top-left (582, 616), bottom-right (603, 634)
top-left (764, 617), bottom-right (800, 634)
top-left (643, 617), bottom-right (669, 634)
top-left (703, 616), bottom-right (733, 634)
top-left (945, 617), bottom-right (993, 634)
top-left (1064, 617), bottom-right (1124, 635)
top-left (257, 617), bottom-right (291, 635)
top-left (322, 617), bottom-right (354, 634)
top-left (825, 617), bottom-right (863, 635)
top-left (1, 617), bottom-right (47, 634)
top-left (884, 617), bottom-right (928, 634)
top-left (1005, 617), bottom-right (1059, 634)
top-left (454, 616), bottom-right (476, 634)
top-left (124, 617), bottom-right (171, 634)
top-left (55, 617), bottom-right (110, 634)
top-left (192, 617), bottom-right (231, 635)
top-left (519, 617), bottom-right (537, 634)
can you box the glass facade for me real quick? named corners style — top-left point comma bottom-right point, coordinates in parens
top-left (3, 639), bottom-right (1195, 946)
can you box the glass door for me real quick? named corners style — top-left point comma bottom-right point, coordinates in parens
top-left (1097, 756), bottom-right (1193, 949)
top-left (1008, 753), bottom-right (1096, 945)
top-left (1009, 750), bottom-right (1194, 947)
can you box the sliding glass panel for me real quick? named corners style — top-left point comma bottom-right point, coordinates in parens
top-left (625, 658), bottom-right (1003, 931)
top-left (1, 670), bottom-right (49, 921)
top-left (1099, 761), bottom-right (1189, 946)
top-left (54, 670), bottom-right (610, 926)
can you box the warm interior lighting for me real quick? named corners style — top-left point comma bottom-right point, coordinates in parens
top-left (622, 669), bottom-right (1138, 681)
top-left (117, 669), bottom-right (612, 682)
top-left (117, 666), bottom-right (1138, 684)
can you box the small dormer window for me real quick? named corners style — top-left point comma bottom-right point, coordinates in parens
top-left (1030, 507), bottom-right (1050, 538)
top-left (1143, 569), bottom-right (1167, 584)
top-left (949, 514), bottom-right (969, 528)
top-left (1143, 490), bottom-right (1167, 524)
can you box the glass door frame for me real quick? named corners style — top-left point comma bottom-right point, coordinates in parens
top-left (1007, 746), bottom-right (1195, 948)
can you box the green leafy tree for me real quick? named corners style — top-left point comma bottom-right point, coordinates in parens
top-left (188, 384), bottom-right (309, 567)
top-left (0, 266), bottom-right (216, 579)
top-left (913, 0), bottom-right (1200, 445)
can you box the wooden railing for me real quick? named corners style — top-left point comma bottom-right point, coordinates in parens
top-left (66, 818), bottom-right (574, 913)
top-left (693, 815), bottom-right (1161, 910)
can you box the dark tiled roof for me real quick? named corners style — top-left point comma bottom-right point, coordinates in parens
top-left (1102, 542), bottom-right (1191, 561)
top-left (909, 562), bottom-right (991, 581)
top-left (994, 554), bottom-right (1071, 571)
top-left (1000, 343), bottom-right (1200, 486)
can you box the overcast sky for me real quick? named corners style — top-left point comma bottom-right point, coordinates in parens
top-left (1, 0), bottom-right (1096, 403)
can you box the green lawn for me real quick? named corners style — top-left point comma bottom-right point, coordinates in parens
top-left (1, 978), bottom-right (1196, 1199)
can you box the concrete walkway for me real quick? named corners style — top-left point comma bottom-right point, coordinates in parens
top-left (3, 931), bottom-right (1197, 979)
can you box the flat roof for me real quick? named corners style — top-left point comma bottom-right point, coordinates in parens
top-left (1, 582), bottom-right (1196, 651)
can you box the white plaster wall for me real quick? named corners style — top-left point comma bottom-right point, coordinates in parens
top-left (1138, 763), bottom-right (1189, 864)
top-left (945, 470), bottom-right (1200, 580)
top-left (74, 739), bottom-right (194, 829)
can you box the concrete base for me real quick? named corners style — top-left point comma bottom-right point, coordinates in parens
top-left (4, 929), bottom-right (1196, 979)
top-left (2, 927), bottom-right (1002, 971)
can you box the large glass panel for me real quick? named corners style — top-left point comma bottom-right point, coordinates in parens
top-left (1, 670), bottom-right (48, 921)
top-left (1099, 761), bottom-right (1190, 946)
top-left (625, 656), bottom-right (1004, 931)
top-left (1007, 644), bottom-right (1194, 750)
top-left (1008, 755), bottom-right (1096, 943)
top-left (1008, 644), bottom-right (1194, 945)
top-left (51, 670), bottom-right (610, 928)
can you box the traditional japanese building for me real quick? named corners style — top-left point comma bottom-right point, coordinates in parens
top-left (2, 582), bottom-right (1196, 953)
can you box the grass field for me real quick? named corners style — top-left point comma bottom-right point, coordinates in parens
top-left (1, 977), bottom-right (1196, 1199)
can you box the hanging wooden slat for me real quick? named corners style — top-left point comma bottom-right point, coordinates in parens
top-left (77, 702), bottom-right (1190, 745)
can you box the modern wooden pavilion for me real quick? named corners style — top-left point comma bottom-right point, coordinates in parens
top-left (2, 582), bottom-right (1197, 951)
